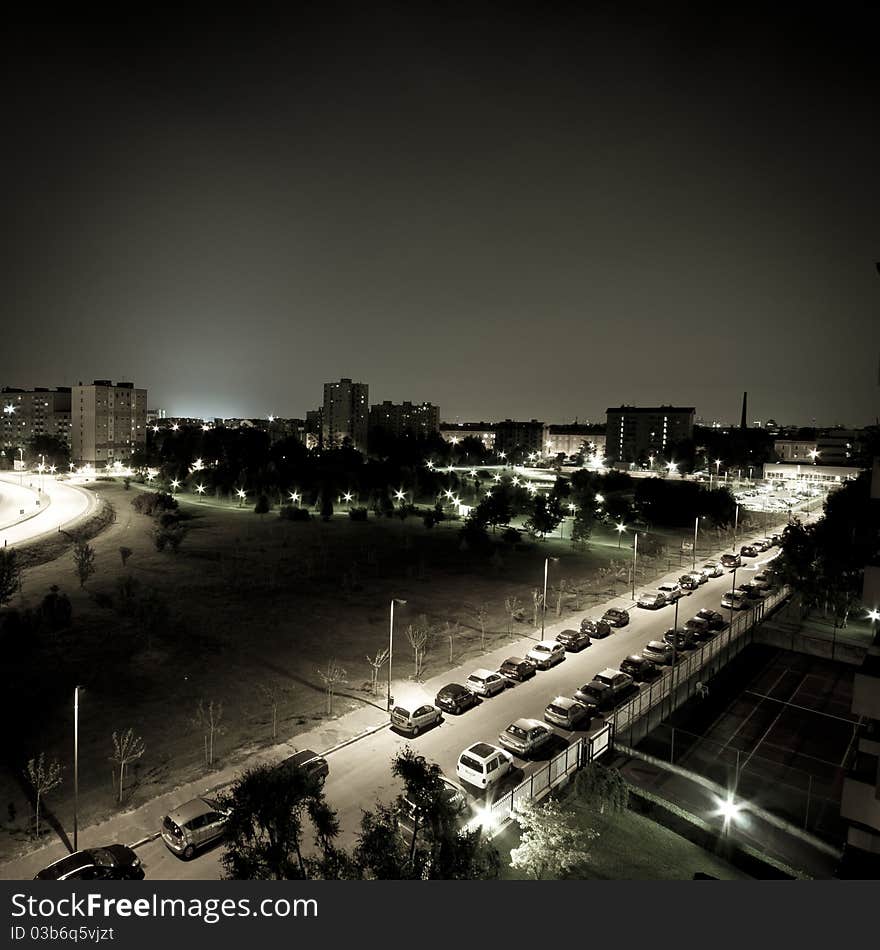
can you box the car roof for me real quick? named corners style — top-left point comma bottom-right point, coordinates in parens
top-left (597, 667), bottom-right (621, 677)
top-left (466, 742), bottom-right (501, 759)
top-left (287, 749), bottom-right (323, 764)
top-left (439, 682), bottom-right (467, 693)
top-left (36, 852), bottom-right (98, 879)
top-left (532, 639), bottom-right (558, 648)
top-left (166, 796), bottom-right (218, 824)
top-left (510, 718), bottom-right (544, 730)
top-left (469, 668), bottom-right (496, 678)
top-left (501, 656), bottom-right (527, 664)
top-left (646, 640), bottom-right (668, 648)
top-left (549, 695), bottom-right (576, 707)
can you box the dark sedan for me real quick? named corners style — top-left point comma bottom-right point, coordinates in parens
top-left (663, 627), bottom-right (697, 650)
top-left (498, 657), bottom-right (537, 682)
top-left (601, 607), bottom-right (630, 627)
top-left (580, 618), bottom-right (612, 639)
top-left (695, 608), bottom-right (727, 630)
top-left (556, 628), bottom-right (592, 652)
top-left (34, 845), bottom-right (144, 881)
top-left (435, 683), bottom-right (479, 714)
top-left (619, 654), bottom-right (660, 682)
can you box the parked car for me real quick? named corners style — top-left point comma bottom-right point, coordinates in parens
top-left (34, 845), bottom-right (144, 881)
top-left (591, 668), bottom-right (635, 696)
top-left (498, 656), bottom-right (538, 682)
top-left (390, 703), bottom-right (442, 736)
top-left (544, 695), bottom-right (595, 729)
top-left (498, 718), bottom-right (554, 757)
top-left (658, 581), bottom-right (684, 602)
top-left (751, 539), bottom-right (769, 552)
top-left (701, 562), bottom-right (725, 578)
top-left (465, 669), bottom-right (507, 697)
top-left (276, 749), bottom-right (330, 784)
top-left (580, 617), bottom-right (612, 638)
top-left (770, 534), bottom-right (782, 546)
top-left (721, 591), bottom-right (750, 610)
top-left (456, 743), bottom-right (514, 789)
top-left (556, 628), bottom-right (592, 652)
top-left (574, 670), bottom-right (635, 710)
top-left (161, 797), bottom-right (230, 860)
top-left (526, 640), bottom-right (567, 669)
top-left (695, 608), bottom-right (726, 630)
top-left (638, 590), bottom-right (667, 610)
top-left (602, 607), bottom-right (630, 627)
top-left (736, 583), bottom-right (765, 601)
top-left (740, 544), bottom-right (759, 558)
top-left (399, 777), bottom-right (474, 842)
top-left (721, 553), bottom-right (742, 568)
top-left (679, 574), bottom-right (700, 591)
top-left (435, 683), bottom-right (479, 714)
top-left (664, 627), bottom-right (697, 650)
top-left (619, 654), bottom-right (660, 682)
top-left (643, 640), bottom-right (675, 664)
top-left (752, 572), bottom-right (773, 590)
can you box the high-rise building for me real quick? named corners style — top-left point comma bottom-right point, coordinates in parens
top-left (0, 386), bottom-right (72, 451)
top-left (322, 378), bottom-right (368, 452)
top-left (494, 420), bottom-right (546, 461)
top-left (71, 380), bottom-right (147, 467)
top-left (605, 405), bottom-right (695, 464)
top-left (369, 401), bottom-right (440, 439)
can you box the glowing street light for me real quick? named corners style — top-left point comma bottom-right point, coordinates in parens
top-left (595, 493), bottom-right (604, 504)
top-left (3, 403), bottom-right (16, 416)
top-left (268, 414), bottom-right (275, 423)
top-left (493, 473), bottom-right (502, 482)
top-left (713, 792), bottom-right (744, 835)
top-left (568, 503), bottom-right (577, 514)
top-left (387, 598), bottom-right (407, 710)
top-left (201, 424), bottom-right (210, 432)
top-left (289, 491), bottom-right (301, 505)
top-left (170, 479), bottom-right (181, 492)
top-left (616, 522), bottom-right (627, 547)
top-left (236, 488), bottom-right (246, 507)
top-left (809, 449), bottom-right (820, 463)
top-left (394, 489), bottom-right (407, 503)
top-left (195, 484), bottom-right (206, 495)
top-left (469, 468), bottom-right (477, 477)
top-left (171, 423), bottom-right (179, 432)
top-left (425, 460), bottom-right (435, 470)
top-left (666, 461), bottom-right (677, 475)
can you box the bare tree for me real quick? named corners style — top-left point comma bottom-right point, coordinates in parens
top-left (193, 700), bottom-right (225, 767)
top-left (365, 648), bottom-right (389, 696)
top-left (317, 660), bottom-right (347, 715)
top-left (531, 588), bottom-right (544, 628)
top-left (504, 595), bottom-right (522, 634)
top-left (0, 549), bottom-right (21, 606)
top-left (555, 578), bottom-right (568, 617)
top-left (24, 753), bottom-right (62, 839)
top-left (405, 618), bottom-right (430, 680)
top-left (109, 729), bottom-right (146, 804)
top-left (73, 541), bottom-right (96, 589)
top-left (471, 602), bottom-right (489, 650)
top-left (258, 682), bottom-right (293, 740)
top-left (445, 621), bottom-right (461, 663)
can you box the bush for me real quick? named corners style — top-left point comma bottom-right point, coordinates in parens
top-left (279, 505), bottom-right (311, 521)
top-left (348, 507), bottom-right (369, 521)
top-left (501, 527), bottom-right (521, 545)
top-left (254, 494), bottom-right (270, 515)
top-left (132, 492), bottom-right (178, 517)
top-left (39, 586), bottom-right (72, 631)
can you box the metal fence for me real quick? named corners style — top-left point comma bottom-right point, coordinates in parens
top-left (611, 586), bottom-right (791, 738)
top-left (488, 722), bottom-right (612, 824)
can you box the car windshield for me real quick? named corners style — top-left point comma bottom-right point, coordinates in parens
top-left (547, 704), bottom-right (567, 717)
top-left (533, 645), bottom-right (550, 654)
top-left (89, 848), bottom-right (115, 867)
top-left (392, 707), bottom-right (411, 718)
top-left (506, 725), bottom-right (529, 739)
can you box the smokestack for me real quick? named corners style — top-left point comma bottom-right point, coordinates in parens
top-left (741, 391), bottom-right (748, 430)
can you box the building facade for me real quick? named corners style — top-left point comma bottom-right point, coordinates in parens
top-left (322, 378), bottom-right (369, 452)
top-left (762, 463), bottom-right (863, 486)
top-left (439, 421), bottom-right (496, 450)
top-left (494, 419), bottom-right (547, 461)
top-left (605, 405), bottom-right (695, 464)
top-left (544, 424), bottom-right (606, 460)
top-left (369, 400), bottom-right (440, 439)
top-left (1, 387), bottom-right (72, 452)
top-left (773, 439), bottom-right (818, 462)
top-left (71, 380), bottom-right (147, 467)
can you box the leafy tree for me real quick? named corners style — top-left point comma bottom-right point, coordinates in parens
top-left (38, 585), bottom-right (72, 630)
top-left (220, 763), bottom-right (342, 879)
top-left (320, 494), bottom-right (334, 522)
top-left (510, 797), bottom-right (597, 879)
top-left (574, 762), bottom-right (629, 815)
top-left (0, 549), bottom-right (21, 607)
top-left (525, 493), bottom-right (563, 538)
top-left (254, 494), bottom-right (270, 516)
top-left (72, 541), bottom-right (96, 588)
top-left (571, 506), bottom-right (595, 548)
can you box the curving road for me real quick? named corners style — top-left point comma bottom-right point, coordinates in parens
top-left (0, 473), bottom-right (94, 548)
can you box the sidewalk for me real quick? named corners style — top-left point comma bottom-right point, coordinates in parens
top-left (0, 507), bottom-right (798, 879)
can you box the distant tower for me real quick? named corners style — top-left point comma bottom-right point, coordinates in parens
top-left (740, 391), bottom-right (748, 430)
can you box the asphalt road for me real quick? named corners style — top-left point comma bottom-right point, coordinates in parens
top-left (134, 544), bottom-right (783, 880)
top-left (0, 473), bottom-right (93, 547)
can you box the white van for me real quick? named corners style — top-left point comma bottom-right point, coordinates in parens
top-left (456, 743), bottom-right (514, 789)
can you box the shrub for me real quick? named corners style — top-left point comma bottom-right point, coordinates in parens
top-left (132, 492), bottom-right (178, 516)
top-left (348, 507), bottom-right (369, 521)
top-left (279, 505), bottom-right (311, 521)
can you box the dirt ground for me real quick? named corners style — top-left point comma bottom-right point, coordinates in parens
top-left (0, 480), bottom-right (779, 861)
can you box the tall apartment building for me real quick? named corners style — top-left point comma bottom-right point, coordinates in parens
top-left (494, 419), bottom-right (547, 461)
top-left (71, 380), bottom-right (147, 467)
top-left (439, 422), bottom-right (496, 450)
top-left (0, 387), bottom-right (72, 451)
top-left (605, 405), bottom-right (695, 464)
top-left (322, 378), bottom-right (369, 452)
top-left (369, 401), bottom-right (440, 439)
top-left (544, 423), bottom-right (606, 460)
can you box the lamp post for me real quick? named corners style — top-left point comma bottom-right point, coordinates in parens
top-left (387, 598), bottom-right (406, 711)
top-left (733, 503), bottom-right (739, 550)
top-left (541, 556), bottom-right (558, 638)
top-left (73, 685), bottom-right (84, 851)
top-left (692, 516), bottom-right (699, 571)
top-left (616, 522), bottom-right (626, 548)
top-left (631, 532), bottom-right (639, 599)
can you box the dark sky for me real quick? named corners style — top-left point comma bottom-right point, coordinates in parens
top-left (3, 4), bottom-right (879, 425)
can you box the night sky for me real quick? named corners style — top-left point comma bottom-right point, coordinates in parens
top-left (3, 4), bottom-right (879, 425)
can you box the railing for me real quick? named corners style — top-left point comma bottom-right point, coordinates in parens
top-left (487, 722), bottom-right (613, 824)
top-left (611, 585), bottom-right (790, 737)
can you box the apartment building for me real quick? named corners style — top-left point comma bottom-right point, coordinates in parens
top-left (71, 380), bottom-right (147, 466)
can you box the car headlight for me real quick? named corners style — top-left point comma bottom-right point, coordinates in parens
top-left (131, 857), bottom-right (141, 867)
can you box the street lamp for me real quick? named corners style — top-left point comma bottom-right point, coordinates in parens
top-left (170, 479), bottom-right (181, 492)
top-left (541, 556), bottom-right (559, 638)
top-left (692, 515), bottom-right (700, 571)
top-left (666, 461), bottom-right (677, 476)
top-left (616, 522), bottom-right (626, 548)
top-left (631, 532), bottom-right (639, 599)
top-left (236, 488), bottom-right (246, 507)
top-left (387, 598), bottom-right (407, 710)
top-left (289, 491), bottom-right (301, 506)
top-left (73, 685), bottom-right (85, 851)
